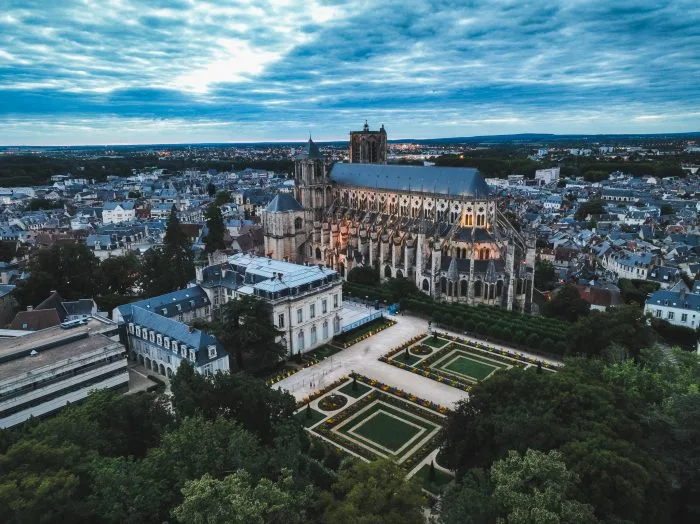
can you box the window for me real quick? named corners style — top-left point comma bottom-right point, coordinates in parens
top-left (681, 313), bottom-right (688, 322)
top-left (333, 294), bottom-right (338, 308)
top-left (135, 326), bottom-right (141, 337)
top-left (171, 341), bottom-right (178, 353)
top-left (149, 332), bottom-right (155, 343)
top-left (278, 313), bottom-right (285, 328)
top-left (128, 323), bottom-right (134, 334)
top-left (156, 334), bottom-right (162, 345)
top-left (208, 346), bottom-right (217, 358)
top-left (164, 337), bottom-right (170, 350)
top-left (297, 308), bottom-right (303, 323)
top-left (297, 330), bottom-right (305, 351)
top-left (310, 325), bottom-right (317, 345)
top-left (333, 316), bottom-right (341, 334)
top-left (667, 311), bottom-right (675, 320)
top-left (322, 299), bottom-right (327, 314)
top-left (310, 303), bottom-right (316, 318)
top-left (188, 349), bottom-right (196, 361)
top-left (655, 309), bottom-right (662, 318)
top-left (323, 321), bottom-right (329, 339)
top-left (181, 346), bottom-right (187, 358)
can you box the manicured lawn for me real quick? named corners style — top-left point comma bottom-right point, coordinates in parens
top-left (295, 407), bottom-right (326, 428)
top-left (353, 412), bottom-right (422, 452)
top-left (338, 402), bottom-right (439, 456)
top-left (394, 352), bottom-right (420, 366)
top-left (423, 336), bottom-right (448, 348)
top-left (441, 355), bottom-right (499, 381)
top-left (339, 381), bottom-right (371, 398)
top-left (304, 344), bottom-right (343, 360)
top-left (414, 463), bottom-right (454, 494)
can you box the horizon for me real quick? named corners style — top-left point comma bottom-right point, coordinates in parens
top-left (1, 1), bottom-right (699, 145)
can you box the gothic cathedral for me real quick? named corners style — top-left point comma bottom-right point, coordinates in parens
top-left (262, 123), bottom-right (535, 312)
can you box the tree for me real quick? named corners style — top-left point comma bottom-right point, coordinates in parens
top-left (204, 204), bottom-right (226, 254)
top-left (172, 469), bottom-right (310, 524)
top-left (13, 243), bottom-right (100, 307)
top-left (206, 182), bottom-right (217, 197)
top-left (347, 266), bottom-right (379, 286)
top-left (575, 200), bottom-right (606, 220)
top-left (567, 304), bottom-right (655, 358)
top-left (660, 204), bottom-right (675, 216)
top-left (534, 260), bottom-right (556, 291)
top-left (541, 285), bottom-right (590, 322)
top-left (99, 253), bottom-right (140, 295)
top-left (0, 240), bottom-right (17, 263)
top-left (618, 278), bottom-right (660, 306)
top-left (322, 459), bottom-right (424, 524)
top-left (26, 197), bottom-right (62, 211)
top-left (164, 206), bottom-right (194, 289)
top-left (490, 449), bottom-right (597, 524)
top-left (214, 190), bottom-right (231, 206)
top-left (441, 468), bottom-right (497, 524)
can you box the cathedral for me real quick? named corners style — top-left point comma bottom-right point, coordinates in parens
top-left (262, 123), bottom-right (535, 312)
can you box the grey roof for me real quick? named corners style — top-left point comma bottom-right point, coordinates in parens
top-left (265, 193), bottom-right (303, 212)
top-left (647, 289), bottom-right (700, 312)
top-left (117, 286), bottom-right (210, 319)
top-left (330, 163), bottom-right (489, 198)
top-left (296, 138), bottom-right (323, 160)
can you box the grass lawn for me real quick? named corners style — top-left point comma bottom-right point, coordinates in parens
top-left (338, 402), bottom-right (439, 456)
top-left (423, 336), bottom-right (449, 348)
top-left (414, 463), bottom-right (453, 494)
top-left (394, 352), bottom-right (420, 366)
top-left (304, 344), bottom-right (343, 360)
top-left (440, 355), bottom-right (500, 381)
top-left (338, 381), bottom-right (371, 398)
top-left (353, 412), bottom-right (422, 452)
top-left (295, 407), bottom-right (326, 428)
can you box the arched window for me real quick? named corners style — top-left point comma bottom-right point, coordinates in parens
top-left (396, 269), bottom-right (403, 279)
top-left (422, 278), bottom-right (430, 291)
top-left (297, 330), bottom-right (305, 352)
top-left (339, 263), bottom-right (345, 277)
top-left (294, 217), bottom-right (303, 230)
top-left (322, 320), bottom-right (329, 339)
top-left (384, 265), bottom-right (392, 278)
top-left (333, 316), bottom-right (341, 334)
top-left (474, 280), bottom-right (482, 297)
top-left (315, 247), bottom-right (322, 259)
top-left (440, 277), bottom-right (447, 293)
top-left (496, 280), bottom-right (504, 296)
top-left (460, 279), bottom-right (468, 296)
top-left (462, 248), bottom-right (467, 259)
top-left (310, 325), bottom-right (317, 346)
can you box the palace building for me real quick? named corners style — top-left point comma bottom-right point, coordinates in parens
top-left (262, 124), bottom-right (535, 312)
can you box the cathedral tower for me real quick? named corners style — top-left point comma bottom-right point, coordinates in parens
top-left (349, 121), bottom-right (387, 164)
top-left (294, 138), bottom-right (329, 222)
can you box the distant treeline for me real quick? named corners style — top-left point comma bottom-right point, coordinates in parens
top-left (0, 155), bottom-right (294, 187)
top-left (434, 152), bottom-right (687, 180)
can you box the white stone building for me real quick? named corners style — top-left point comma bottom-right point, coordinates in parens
top-left (645, 282), bottom-right (700, 330)
top-left (535, 167), bottom-right (560, 185)
top-left (102, 201), bottom-right (136, 224)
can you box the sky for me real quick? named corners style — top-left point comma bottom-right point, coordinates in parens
top-left (1, 0), bottom-right (699, 145)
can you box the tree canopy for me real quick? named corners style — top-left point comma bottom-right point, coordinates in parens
top-left (204, 204), bottom-right (227, 254)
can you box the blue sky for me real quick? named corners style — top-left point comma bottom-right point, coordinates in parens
top-left (1, 0), bottom-right (699, 145)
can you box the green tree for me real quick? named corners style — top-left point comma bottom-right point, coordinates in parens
top-left (575, 200), bottom-right (606, 220)
top-left (0, 240), bottom-right (17, 262)
top-left (172, 469), bottom-right (310, 524)
top-left (534, 259), bottom-right (557, 291)
top-left (441, 468), bottom-right (497, 524)
top-left (490, 449), bottom-right (597, 524)
top-left (164, 206), bottom-right (194, 290)
top-left (214, 190), bottom-right (231, 206)
top-left (541, 285), bottom-right (590, 322)
top-left (99, 252), bottom-right (140, 295)
top-left (204, 204), bottom-right (226, 254)
top-left (322, 459), bottom-right (424, 524)
top-left (206, 182), bottom-right (217, 197)
top-left (347, 266), bottom-right (379, 286)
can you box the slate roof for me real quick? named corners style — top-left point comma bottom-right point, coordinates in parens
top-left (117, 286), bottom-right (210, 319)
top-left (9, 309), bottom-right (61, 331)
top-left (647, 289), bottom-right (700, 312)
top-left (329, 163), bottom-right (490, 198)
top-left (62, 299), bottom-right (95, 316)
top-left (128, 306), bottom-right (225, 366)
top-left (265, 193), bottom-right (303, 212)
top-left (295, 138), bottom-right (324, 160)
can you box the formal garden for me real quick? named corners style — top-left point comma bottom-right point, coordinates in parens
top-left (380, 332), bottom-right (557, 391)
top-left (294, 374), bottom-right (455, 493)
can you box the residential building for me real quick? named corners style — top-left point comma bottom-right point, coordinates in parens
top-left (0, 317), bottom-right (127, 429)
top-left (535, 167), bottom-right (560, 185)
top-left (102, 201), bottom-right (136, 224)
top-left (644, 282), bottom-right (700, 330)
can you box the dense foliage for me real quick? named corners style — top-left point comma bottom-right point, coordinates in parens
top-left (441, 347), bottom-right (700, 523)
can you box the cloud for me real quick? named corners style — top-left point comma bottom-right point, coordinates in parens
top-left (0, 0), bottom-right (698, 144)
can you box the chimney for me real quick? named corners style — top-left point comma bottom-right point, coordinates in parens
top-left (26, 306), bottom-right (33, 311)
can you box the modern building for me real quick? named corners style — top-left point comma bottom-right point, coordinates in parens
top-left (261, 124), bottom-right (535, 312)
top-left (0, 317), bottom-right (127, 429)
top-left (535, 167), bottom-right (560, 185)
top-left (644, 282), bottom-right (700, 330)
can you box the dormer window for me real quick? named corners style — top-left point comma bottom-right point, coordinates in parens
top-left (176, 304), bottom-right (182, 312)
top-left (128, 323), bottom-right (134, 334)
top-left (163, 337), bottom-right (170, 350)
top-left (149, 332), bottom-right (155, 343)
top-left (208, 345), bottom-right (217, 359)
top-left (135, 326), bottom-right (141, 337)
top-left (189, 349), bottom-right (196, 361)
top-left (156, 334), bottom-right (163, 345)
top-left (181, 346), bottom-right (187, 358)
top-left (171, 341), bottom-right (178, 353)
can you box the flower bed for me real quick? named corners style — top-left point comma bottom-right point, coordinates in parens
top-left (410, 344), bottom-right (432, 356)
top-left (313, 390), bottom-right (446, 469)
top-left (383, 334), bottom-right (426, 359)
top-left (318, 393), bottom-right (348, 411)
top-left (333, 318), bottom-right (397, 348)
top-left (265, 358), bottom-right (321, 386)
top-left (296, 376), bottom-right (349, 409)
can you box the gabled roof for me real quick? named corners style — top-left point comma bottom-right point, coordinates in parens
top-left (265, 193), bottom-right (303, 212)
top-left (9, 309), bottom-right (61, 331)
top-left (117, 286), bottom-right (210, 319)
